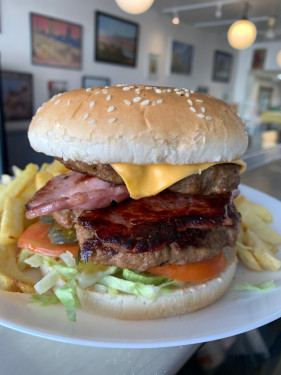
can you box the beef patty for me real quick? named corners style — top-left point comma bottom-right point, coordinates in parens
top-left (57, 158), bottom-right (240, 195)
top-left (76, 217), bottom-right (239, 271)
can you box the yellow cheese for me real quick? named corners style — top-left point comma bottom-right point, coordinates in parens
top-left (111, 160), bottom-right (246, 200)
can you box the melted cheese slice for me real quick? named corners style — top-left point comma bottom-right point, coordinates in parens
top-left (111, 160), bottom-right (246, 200)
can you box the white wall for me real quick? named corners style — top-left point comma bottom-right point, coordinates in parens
top-left (233, 40), bottom-right (281, 117)
top-left (0, 0), bottom-right (238, 130)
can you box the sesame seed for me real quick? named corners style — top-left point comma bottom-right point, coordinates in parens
top-left (190, 107), bottom-right (196, 112)
top-left (201, 107), bottom-right (206, 113)
top-left (185, 92), bottom-right (190, 97)
top-left (89, 101), bottom-right (95, 108)
top-left (197, 113), bottom-right (205, 118)
top-left (155, 89), bottom-right (162, 94)
top-left (206, 116), bottom-right (213, 120)
top-left (146, 86), bottom-right (152, 90)
top-left (167, 89), bottom-right (171, 92)
top-left (88, 119), bottom-right (96, 124)
top-left (36, 106), bottom-right (42, 113)
top-left (108, 118), bottom-right (116, 123)
top-left (190, 90), bottom-right (194, 93)
top-left (156, 99), bottom-right (163, 104)
top-left (196, 99), bottom-right (204, 102)
top-left (82, 113), bottom-right (89, 120)
top-left (141, 99), bottom-right (150, 106)
top-left (86, 88), bottom-right (92, 92)
top-left (152, 101), bottom-right (156, 106)
top-left (133, 97), bottom-right (142, 103)
top-left (104, 86), bottom-right (109, 88)
top-left (37, 116), bottom-right (42, 121)
top-left (54, 99), bottom-right (61, 105)
top-left (123, 86), bottom-right (130, 91)
top-left (124, 99), bottom-right (131, 105)
top-left (107, 106), bottom-right (115, 113)
top-left (188, 99), bottom-right (193, 105)
top-left (102, 89), bottom-right (108, 94)
top-left (106, 95), bottom-right (111, 101)
top-left (67, 100), bottom-right (71, 106)
top-left (135, 90), bottom-right (141, 94)
top-left (95, 90), bottom-right (100, 95)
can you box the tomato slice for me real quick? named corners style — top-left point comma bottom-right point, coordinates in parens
top-left (148, 251), bottom-right (226, 282)
top-left (18, 221), bottom-right (79, 257)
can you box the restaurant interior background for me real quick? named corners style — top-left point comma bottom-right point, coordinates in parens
top-left (0, 1), bottom-right (281, 374)
top-left (0, 0), bottom-right (281, 174)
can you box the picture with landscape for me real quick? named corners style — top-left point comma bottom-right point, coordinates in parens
top-left (95, 12), bottom-right (139, 66)
top-left (31, 13), bottom-right (82, 69)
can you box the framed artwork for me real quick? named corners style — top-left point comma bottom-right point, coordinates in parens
top-left (170, 41), bottom-right (194, 75)
top-left (95, 11), bottom-right (139, 67)
top-left (147, 53), bottom-right (160, 81)
top-left (1, 71), bottom-right (33, 121)
top-left (251, 49), bottom-right (267, 70)
top-left (82, 76), bottom-right (110, 88)
top-left (196, 86), bottom-right (209, 94)
top-left (30, 13), bottom-right (82, 69)
top-left (212, 50), bottom-right (232, 83)
top-left (48, 80), bottom-right (68, 98)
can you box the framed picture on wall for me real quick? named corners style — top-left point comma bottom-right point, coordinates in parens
top-left (48, 80), bottom-right (68, 98)
top-left (30, 13), bottom-right (82, 69)
top-left (251, 49), bottom-right (267, 70)
top-left (82, 76), bottom-right (110, 88)
top-left (212, 50), bottom-right (232, 83)
top-left (95, 11), bottom-right (139, 67)
top-left (147, 53), bottom-right (160, 81)
top-left (170, 40), bottom-right (194, 75)
top-left (1, 71), bottom-right (33, 121)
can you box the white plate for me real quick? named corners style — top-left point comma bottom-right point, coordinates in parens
top-left (0, 184), bottom-right (280, 348)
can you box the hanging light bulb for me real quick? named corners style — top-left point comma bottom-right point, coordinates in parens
top-left (277, 50), bottom-right (281, 68)
top-left (172, 11), bottom-right (180, 25)
top-left (115, 0), bottom-right (154, 14)
top-left (227, 1), bottom-right (257, 49)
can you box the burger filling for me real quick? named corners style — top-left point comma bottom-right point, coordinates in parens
top-left (25, 163), bottom-right (241, 273)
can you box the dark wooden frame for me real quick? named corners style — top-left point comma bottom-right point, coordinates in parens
top-left (212, 50), bottom-right (232, 83)
top-left (95, 11), bottom-right (139, 67)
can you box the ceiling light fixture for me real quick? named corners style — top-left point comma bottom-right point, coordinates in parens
top-left (227, 1), bottom-right (257, 49)
top-left (115, 0), bottom-right (154, 14)
top-left (172, 11), bottom-right (180, 25)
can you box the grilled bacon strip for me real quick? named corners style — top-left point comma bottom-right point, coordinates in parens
top-left (25, 171), bottom-right (129, 219)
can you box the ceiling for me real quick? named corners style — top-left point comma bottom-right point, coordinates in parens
top-left (152, 0), bottom-right (281, 43)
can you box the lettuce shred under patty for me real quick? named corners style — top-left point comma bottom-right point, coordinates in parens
top-left (22, 250), bottom-right (181, 322)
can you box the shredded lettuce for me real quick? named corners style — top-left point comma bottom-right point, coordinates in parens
top-left (54, 280), bottom-right (81, 322)
top-left (99, 275), bottom-right (175, 298)
top-left (233, 280), bottom-right (275, 292)
top-left (17, 248), bottom-right (34, 270)
top-left (24, 250), bottom-right (183, 321)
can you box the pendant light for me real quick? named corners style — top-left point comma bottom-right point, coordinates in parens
top-left (115, 0), bottom-right (154, 14)
top-left (227, 1), bottom-right (257, 49)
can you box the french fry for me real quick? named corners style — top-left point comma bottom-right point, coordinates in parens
top-left (235, 195), bottom-right (273, 223)
top-left (45, 159), bottom-right (69, 176)
top-left (0, 163), bottom-right (38, 212)
top-left (35, 171), bottom-right (53, 191)
top-left (236, 242), bottom-right (263, 272)
top-left (245, 229), bottom-right (281, 272)
top-left (0, 197), bottom-right (24, 245)
top-left (11, 165), bottom-right (22, 177)
top-left (40, 162), bottom-right (50, 172)
top-left (0, 244), bottom-right (34, 293)
top-left (1, 174), bottom-right (12, 185)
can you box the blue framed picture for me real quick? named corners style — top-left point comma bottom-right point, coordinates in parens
top-left (171, 41), bottom-right (194, 75)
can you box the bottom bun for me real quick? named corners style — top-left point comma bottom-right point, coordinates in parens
top-left (76, 247), bottom-right (237, 320)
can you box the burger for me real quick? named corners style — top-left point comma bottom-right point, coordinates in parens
top-left (19, 85), bottom-right (248, 321)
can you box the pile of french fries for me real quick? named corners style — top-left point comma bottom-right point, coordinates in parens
top-left (0, 160), bottom-right (281, 295)
top-left (0, 160), bottom-right (69, 293)
top-left (234, 195), bottom-right (281, 272)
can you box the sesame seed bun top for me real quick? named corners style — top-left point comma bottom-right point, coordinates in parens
top-left (28, 84), bottom-right (248, 165)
